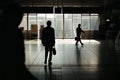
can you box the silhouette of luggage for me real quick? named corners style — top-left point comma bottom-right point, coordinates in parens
top-left (52, 47), bottom-right (56, 55)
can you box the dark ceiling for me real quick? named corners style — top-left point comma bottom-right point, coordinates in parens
top-left (15, 0), bottom-right (119, 7)
top-left (13, 0), bottom-right (120, 14)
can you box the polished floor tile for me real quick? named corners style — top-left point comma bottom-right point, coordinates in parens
top-left (24, 39), bottom-right (120, 80)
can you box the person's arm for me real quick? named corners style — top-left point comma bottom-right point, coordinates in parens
top-left (81, 29), bottom-right (85, 33)
top-left (53, 29), bottom-right (55, 46)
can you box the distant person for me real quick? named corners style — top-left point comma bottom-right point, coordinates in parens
top-left (41, 20), bottom-right (55, 65)
top-left (0, 0), bottom-right (38, 80)
top-left (105, 15), bottom-right (120, 49)
top-left (106, 16), bottom-right (120, 40)
top-left (75, 24), bottom-right (85, 46)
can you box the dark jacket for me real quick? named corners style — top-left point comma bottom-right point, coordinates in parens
top-left (76, 27), bottom-right (84, 38)
top-left (42, 26), bottom-right (55, 47)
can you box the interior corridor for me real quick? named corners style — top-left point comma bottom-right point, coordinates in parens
top-left (24, 39), bottom-right (120, 80)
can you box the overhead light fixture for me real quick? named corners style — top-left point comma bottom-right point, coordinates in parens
top-left (106, 19), bottom-right (110, 21)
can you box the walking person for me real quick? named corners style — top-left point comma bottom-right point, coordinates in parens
top-left (41, 20), bottom-right (55, 65)
top-left (75, 24), bottom-right (85, 46)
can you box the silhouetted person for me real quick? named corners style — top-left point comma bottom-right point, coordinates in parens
top-left (41, 20), bottom-right (55, 65)
top-left (75, 24), bottom-right (85, 46)
top-left (0, 0), bottom-right (38, 80)
top-left (106, 16), bottom-right (120, 40)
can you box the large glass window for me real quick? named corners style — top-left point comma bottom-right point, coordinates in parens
top-left (81, 14), bottom-right (90, 30)
top-left (37, 14), bottom-right (45, 26)
top-left (37, 14), bottom-right (46, 38)
top-left (90, 14), bottom-right (99, 30)
top-left (28, 13), bottom-right (37, 30)
top-left (55, 14), bottom-right (63, 38)
top-left (73, 14), bottom-right (81, 37)
top-left (64, 14), bottom-right (73, 38)
top-left (19, 13), bottom-right (99, 39)
top-left (46, 14), bottom-right (54, 27)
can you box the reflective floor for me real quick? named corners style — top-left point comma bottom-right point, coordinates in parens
top-left (25, 39), bottom-right (120, 80)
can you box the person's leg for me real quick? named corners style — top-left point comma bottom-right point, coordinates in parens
top-left (79, 38), bottom-right (83, 45)
top-left (76, 37), bottom-right (80, 46)
top-left (48, 46), bottom-right (53, 65)
top-left (44, 46), bottom-right (48, 64)
top-left (75, 40), bottom-right (78, 46)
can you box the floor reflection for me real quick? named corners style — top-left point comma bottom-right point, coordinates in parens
top-left (25, 39), bottom-right (120, 80)
top-left (75, 46), bottom-right (83, 66)
top-left (44, 64), bottom-right (56, 80)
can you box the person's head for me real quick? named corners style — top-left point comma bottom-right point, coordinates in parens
top-left (78, 24), bottom-right (81, 27)
top-left (47, 20), bottom-right (52, 26)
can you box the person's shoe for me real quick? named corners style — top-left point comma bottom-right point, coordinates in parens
top-left (81, 43), bottom-right (84, 46)
top-left (75, 43), bottom-right (78, 46)
top-left (48, 62), bottom-right (52, 65)
top-left (44, 61), bottom-right (47, 65)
